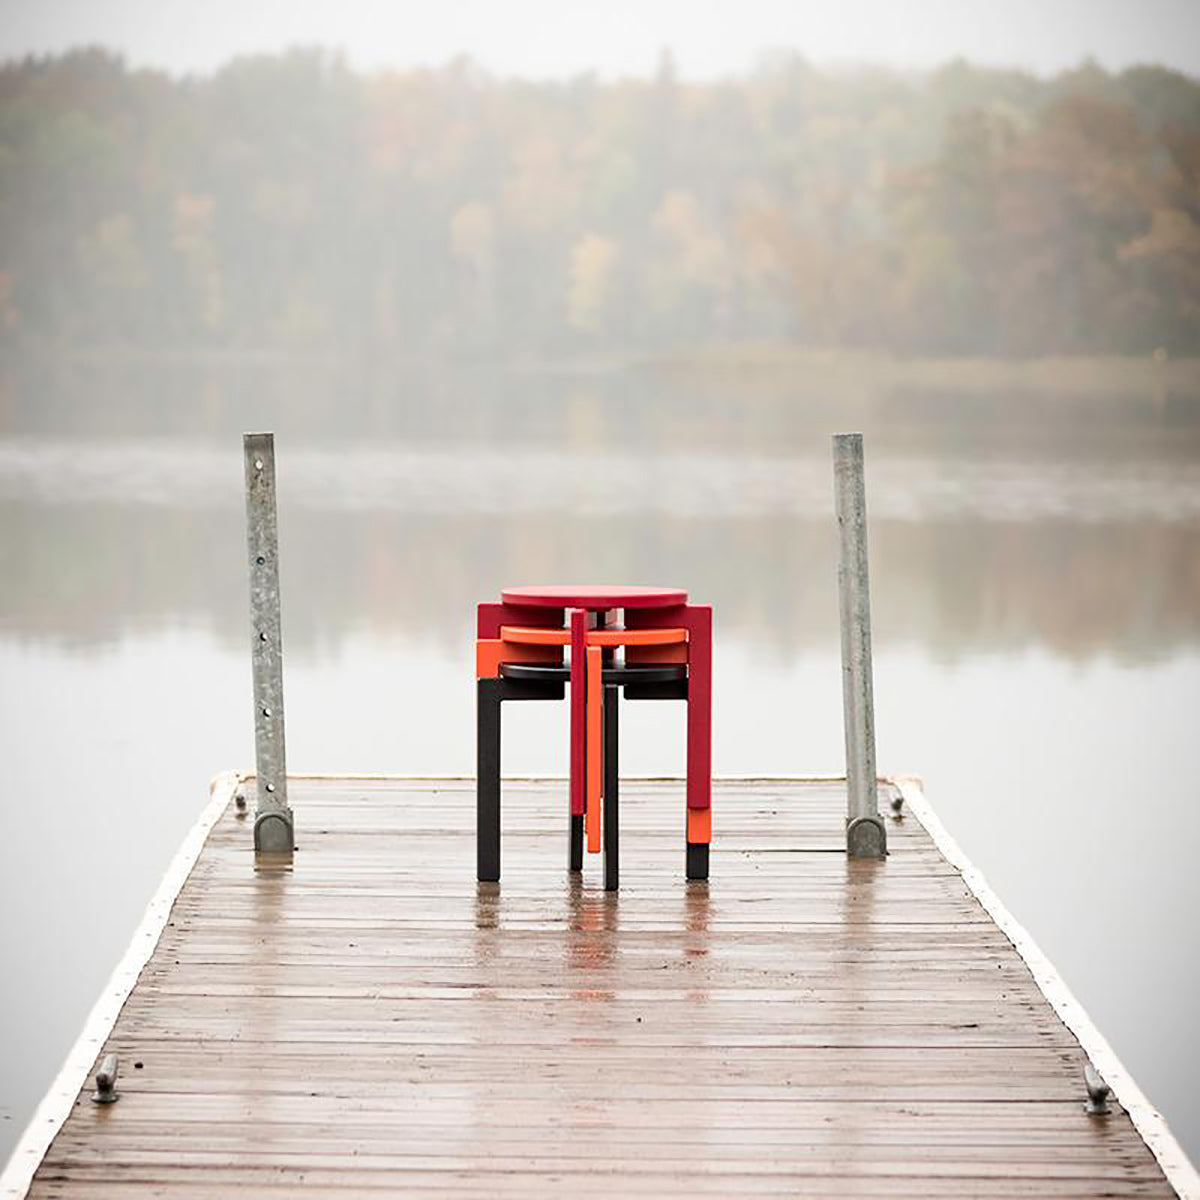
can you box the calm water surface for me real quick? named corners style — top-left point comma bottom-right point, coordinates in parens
top-left (1, 360), bottom-right (1198, 1169)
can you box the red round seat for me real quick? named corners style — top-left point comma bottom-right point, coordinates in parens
top-left (501, 585), bottom-right (688, 610)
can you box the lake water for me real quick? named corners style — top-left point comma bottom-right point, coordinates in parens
top-left (1, 357), bottom-right (1198, 1171)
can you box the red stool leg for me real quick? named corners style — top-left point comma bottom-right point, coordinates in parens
top-left (682, 605), bottom-right (712, 816)
top-left (682, 605), bottom-right (711, 879)
top-left (627, 604), bottom-right (711, 879)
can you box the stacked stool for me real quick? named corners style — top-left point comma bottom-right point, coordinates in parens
top-left (476, 586), bottom-right (712, 889)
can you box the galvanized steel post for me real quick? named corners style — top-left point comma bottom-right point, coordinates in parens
top-left (243, 432), bottom-right (294, 859)
top-left (833, 433), bottom-right (887, 858)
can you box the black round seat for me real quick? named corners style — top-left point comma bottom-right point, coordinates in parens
top-left (499, 662), bottom-right (686, 686)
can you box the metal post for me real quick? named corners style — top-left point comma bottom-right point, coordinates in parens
top-left (243, 432), bottom-right (294, 859)
top-left (833, 433), bottom-right (887, 858)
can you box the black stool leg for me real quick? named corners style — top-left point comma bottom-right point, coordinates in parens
top-left (686, 836), bottom-right (709, 881)
top-left (604, 684), bottom-right (619, 891)
top-left (477, 678), bottom-right (501, 882)
top-left (569, 814), bottom-right (583, 872)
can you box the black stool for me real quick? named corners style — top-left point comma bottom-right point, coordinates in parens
top-left (476, 662), bottom-right (688, 890)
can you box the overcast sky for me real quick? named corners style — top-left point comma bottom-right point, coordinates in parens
top-left (2, 0), bottom-right (1198, 79)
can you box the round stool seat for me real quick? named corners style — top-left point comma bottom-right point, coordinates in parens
top-left (501, 585), bottom-right (687, 610)
top-left (500, 662), bottom-right (686, 685)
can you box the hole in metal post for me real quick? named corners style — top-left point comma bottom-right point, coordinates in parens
top-left (265, 783), bottom-right (275, 793)
top-left (261, 706), bottom-right (271, 717)
top-left (256, 555), bottom-right (265, 565)
top-left (259, 632), bottom-right (268, 642)
top-left (254, 459), bottom-right (264, 470)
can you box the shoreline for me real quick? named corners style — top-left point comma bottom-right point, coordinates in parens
top-left (635, 344), bottom-right (1200, 399)
top-left (4, 343), bottom-right (1198, 402)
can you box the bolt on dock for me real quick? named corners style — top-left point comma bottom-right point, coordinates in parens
top-left (4, 775), bottom-right (1195, 1199)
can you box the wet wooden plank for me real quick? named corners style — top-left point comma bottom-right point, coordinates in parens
top-left (24, 779), bottom-right (1178, 1198)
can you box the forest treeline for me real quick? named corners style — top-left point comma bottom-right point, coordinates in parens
top-left (1, 48), bottom-right (1198, 358)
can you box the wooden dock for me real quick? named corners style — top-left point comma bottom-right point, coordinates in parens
top-left (6, 776), bottom-right (1195, 1198)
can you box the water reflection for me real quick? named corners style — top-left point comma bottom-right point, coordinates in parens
top-left (566, 887), bottom-right (619, 991)
top-left (3, 359), bottom-right (1197, 667)
top-left (4, 439), bottom-right (1200, 523)
top-left (4, 354), bottom-right (1198, 458)
top-left (2, 497), bottom-right (1197, 664)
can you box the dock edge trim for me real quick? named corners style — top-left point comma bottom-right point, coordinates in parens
top-left (893, 774), bottom-right (1199, 1200)
top-left (0, 770), bottom-right (244, 1200)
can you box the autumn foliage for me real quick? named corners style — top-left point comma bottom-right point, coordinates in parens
top-left (1, 48), bottom-right (1197, 356)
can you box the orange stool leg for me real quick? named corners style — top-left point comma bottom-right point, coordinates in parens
top-left (569, 609), bottom-right (587, 819)
top-left (586, 645), bottom-right (603, 853)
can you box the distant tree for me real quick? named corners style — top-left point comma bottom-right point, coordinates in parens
top-left (0, 49), bottom-right (1197, 356)
top-left (566, 233), bottom-right (619, 336)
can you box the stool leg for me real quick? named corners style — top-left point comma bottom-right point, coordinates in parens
top-left (569, 608), bottom-right (587, 823)
top-left (477, 678), bottom-right (501, 882)
top-left (686, 806), bottom-right (710, 881)
top-left (604, 684), bottom-right (619, 891)
top-left (684, 605), bottom-right (712, 817)
top-left (569, 815), bottom-right (583, 872)
top-left (586, 645), bottom-right (603, 854)
top-left (624, 603), bottom-right (712, 882)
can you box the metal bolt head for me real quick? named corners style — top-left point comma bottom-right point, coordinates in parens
top-left (1084, 1064), bottom-right (1111, 1116)
top-left (92, 1054), bottom-right (119, 1104)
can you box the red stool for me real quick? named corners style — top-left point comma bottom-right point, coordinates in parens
top-left (476, 586), bottom-right (712, 889)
